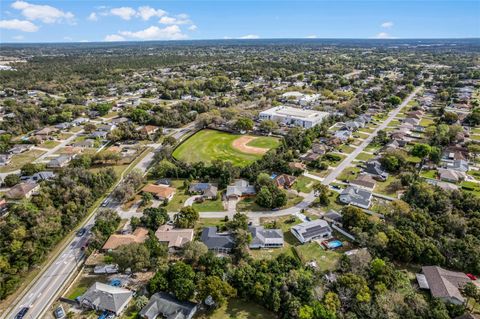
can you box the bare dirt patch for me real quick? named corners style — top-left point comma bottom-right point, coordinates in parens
top-left (232, 136), bottom-right (268, 155)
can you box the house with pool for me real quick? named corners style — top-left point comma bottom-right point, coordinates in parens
top-left (291, 219), bottom-right (332, 244)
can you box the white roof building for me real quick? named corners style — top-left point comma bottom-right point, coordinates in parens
top-left (259, 106), bottom-right (329, 128)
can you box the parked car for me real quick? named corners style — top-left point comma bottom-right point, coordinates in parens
top-left (54, 305), bottom-right (66, 319)
top-left (466, 273), bottom-right (478, 280)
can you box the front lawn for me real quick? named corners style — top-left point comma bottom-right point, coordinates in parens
top-left (293, 175), bottom-right (318, 193)
top-left (337, 144), bottom-right (356, 154)
top-left (355, 152), bottom-right (375, 161)
top-left (337, 167), bottom-right (361, 182)
top-left (192, 193), bottom-right (225, 212)
top-left (0, 149), bottom-right (46, 173)
top-left (420, 169), bottom-right (437, 179)
top-left (41, 140), bottom-right (61, 149)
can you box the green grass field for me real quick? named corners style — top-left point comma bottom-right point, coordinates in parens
top-left (173, 129), bottom-right (280, 167)
top-left (197, 299), bottom-right (275, 319)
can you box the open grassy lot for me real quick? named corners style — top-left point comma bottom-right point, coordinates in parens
top-left (374, 175), bottom-right (400, 197)
top-left (237, 192), bottom-right (303, 212)
top-left (173, 129), bottom-right (280, 167)
top-left (337, 166), bottom-right (361, 182)
top-left (460, 181), bottom-right (480, 197)
top-left (41, 140), bottom-right (61, 149)
top-left (420, 169), bottom-right (437, 179)
top-left (197, 299), bottom-right (275, 319)
top-left (0, 149), bottom-right (46, 173)
top-left (352, 132), bottom-right (369, 139)
top-left (65, 273), bottom-right (108, 300)
top-left (355, 152), bottom-right (375, 161)
top-left (337, 144), bottom-right (356, 154)
top-left (294, 242), bottom-right (341, 272)
top-left (419, 118), bottom-right (435, 127)
top-left (292, 175), bottom-right (318, 193)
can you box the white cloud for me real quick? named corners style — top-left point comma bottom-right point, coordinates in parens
top-left (87, 12), bottom-right (98, 21)
top-left (381, 21), bottom-right (394, 28)
top-left (110, 7), bottom-right (136, 20)
top-left (137, 6), bottom-right (166, 20)
top-left (240, 34), bottom-right (259, 39)
top-left (12, 35), bottom-right (24, 40)
top-left (306, 35), bottom-right (317, 38)
top-left (63, 36), bottom-right (72, 41)
top-left (375, 32), bottom-right (393, 39)
top-left (117, 25), bottom-right (187, 41)
top-left (104, 34), bottom-right (125, 42)
top-left (11, 1), bottom-right (74, 24)
top-left (0, 19), bottom-right (38, 32)
top-left (188, 24), bottom-right (197, 31)
top-left (159, 15), bottom-right (191, 25)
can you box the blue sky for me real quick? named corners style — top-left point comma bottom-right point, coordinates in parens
top-left (0, 1), bottom-right (479, 43)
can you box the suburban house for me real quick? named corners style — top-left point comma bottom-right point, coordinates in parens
top-left (300, 152), bottom-right (321, 163)
top-left (139, 292), bottom-right (197, 319)
top-left (200, 227), bottom-right (235, 253)
top-left (259, 105), bottom-right (329, 128)
top-left (311, 143), bottom-right (328, 155)
top-left (226, 179), bottom-right (256, 199)
top-left (273, 174), bottom-right (296, 189)
top-left (446, 159), bottom-right (469, 172)
top-left (350, 174), bottom-right (376, 190)
top-left (188, 183), bottom-right (218, 199)
top-left (142, 184), bottom-right (176, 202)
top-left (291, 219), bottom-right (332, 244)
top-left (289, 162), bottom-right (306, 171)
top-left (155, 225), bottom-right (194, 251)
top-left (5, 182), bottom-right (39, 199)
top-left (35, 127), bottom-right (58, 138)
top-left (364, 160), bottom-right (389, 181)
top-left (79, 282), bottom-right (133, 316)
top-left (323, 210), bottom-right (343, 226)
top-left (139, 125), bottom-right (160, 137)
top-left (29, 171), bottom-right (55, 182)
top-left (248, 226), bottom-right (284, 249)
top-left (416, 266), bottom-right (471, 305)
top-left (47, 155), bottom-right (72, 168)
top-left (334, 130), bottom-right (351, 141)
top-left (438, 168), bottom-right (467, 183)
top-left (339, 186), bottom-right (372, 209)
top-left (102, 227), bottom-right (149, 251)
top-left (72, 139), bottom-right (95, 148)
top-left (8, 144), bottom-right (33, 155)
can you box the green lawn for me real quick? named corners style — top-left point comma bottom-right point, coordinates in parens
top-left (420, 169), bottom-right (437, 179)
top-left (337, 167), bottom-right (361, 182)
top-left (374, 175), bottom-right (400, 196)
top-left (197, 299), bottom-right (275, 319)
top-left (0, 149), bottom-right (46, 173)
top-left (294, 242), bottom-right (341, 272)
top-left (355, 152), bottom-right (375, 161)
top-left (387, 119), bottom-right (401, 127)
top-left (359, 127), bottom-right (375, 134)
top-left (337, 144), bottom-right (356, 154)
top-left (292, 175), bottom-right (318, 193)
top-left (247, 137), bottom-right (281, 149)
top-left (460, 181), bottom-right (480, 197)
top-left (195, 218), bottom-right (228, 233)
top-left (65, 274), bottom-right (107, 300)
top-left (237, 192), bottom-right (303, 212)
top-left (41, 140), bottom-right (61, 149)
top-left (192, 193), bottom-right (225, 212)
top-left (173, 129), bottom-right (279, 167)
top-left (419, 118), bottom-right (435, 127)
top-left (352, 132), bottom-right (369, 139)
top-left (470, 135), bottom-right (480, 141)
top-left (165, 180), bottom-right (190, 212)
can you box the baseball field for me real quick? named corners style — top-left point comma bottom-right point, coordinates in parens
top-left (173, 129), bottom-right (281, 166)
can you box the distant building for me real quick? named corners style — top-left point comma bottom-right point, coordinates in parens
top-left (248, 226), bottom-right (284, 249)
top-left (416, 266), bottom-right (471, 305)
top-left (79, 282), bottom-right (132, 315)
top-left (273, 174), bottom-right (296, 189)
top-left (291, 219), bottom-right (332, 244)
top-left (155, 225), bottom-right (194, 251)
top-left (139, 292), bottom-right (197, 319)
top-left (188, 183), bottom-right (218, 199)
top-left (364, 160), bottom-right (389, 181)
top-left (226, 179), bottom-right (256, 199)
top-left (5, 182), bottom-right (39, 199)
top-left (259, 106), bottom-right (329, 128)
top-left (339, 186), bottom-right (372, 209)
top-left (102, 227), bottom-right (149, 251)
top-left (47, 155), bottom-right (72, 168)
top-left (142, 184), bottom-right (176, 202)
top-left (200, 227), bottom-right (235, 253)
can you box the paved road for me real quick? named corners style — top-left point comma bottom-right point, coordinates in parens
top-left (3, 124), bottom-right (196, 319)
top-left (321, 87), bottom-right (421, 185)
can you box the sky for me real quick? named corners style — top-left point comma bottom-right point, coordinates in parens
top-left (0, 0), bottom-right (479, 43)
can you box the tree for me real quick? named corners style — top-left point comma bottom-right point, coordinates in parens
top-left (197, 275), bottom-right (237, 307)
top-left (259, 120), bottom-right (278, 133)
top-left (141, 207), bottom-right (169, 230)
top-left (20, 163), bottom-right (44, 176)
top-left (313, 184), bottom-right (330, 206)
top-left (442, 111), bottom-right (458, 124)
top-left (167, 262), bottom-right (196, 301)
top-left (134, 295), bottom-right (149, 311)
top-left (93, 102), bottom-right (112, 116)
top-left (3, 174), bottom-right (20, 187)
top-left (141, 192), bottom-right (153, 206)
top-left (226, 213), bottom-right (249, 230)
top-left (233, 117), bottom-right (254, 131)
top-left (387, 95), bottom-right (402, 106)
top-left (174, 206), bottom-right (199, 228)
top-left (461, 282), bottom-right (480, 312)
top-left (111, 243), bottom-right (151, 272)
top-left (182, 241), bottom-right (208, 263)
top-left (468, 143), bottom-right (480, 161)
top-left (256, 186), bottom-right (273, 208)
top-left (411, 143), bottom-right (431, 159)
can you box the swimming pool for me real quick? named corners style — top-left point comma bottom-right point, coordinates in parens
top-left (326, 240), bottom-right (343, 249)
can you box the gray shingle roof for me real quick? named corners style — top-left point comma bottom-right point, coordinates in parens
top-left (139, 292), bottom-right (197, 319)
top-left (422, 266), bottom-right (470, 303)
top-left (80, 282), bottom-right (132, 314)
top-left (248, 226), bottom-right (284, 247)
top-left (200, 227), bottom-right (234, 251)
